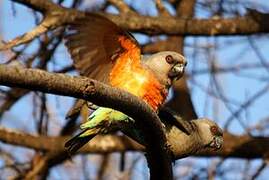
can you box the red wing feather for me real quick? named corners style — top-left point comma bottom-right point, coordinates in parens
top-left (65, 13), bottom-right (141, 84)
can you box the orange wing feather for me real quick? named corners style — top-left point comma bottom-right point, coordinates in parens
top-left (65, 14), bottom-right (167, 111)
top-left (110, 36), bottom-right (167, 111)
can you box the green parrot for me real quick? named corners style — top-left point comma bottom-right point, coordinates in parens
top-left (65, 107), bottom-right (135, 154)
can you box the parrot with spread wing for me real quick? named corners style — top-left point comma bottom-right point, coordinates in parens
top-left (64, 13), bottom-right (187, 154)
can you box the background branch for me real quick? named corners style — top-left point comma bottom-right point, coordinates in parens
top-left (1, 0), bottom-right (268, 51)
top-left (0, 127), bottom-right (268, 159)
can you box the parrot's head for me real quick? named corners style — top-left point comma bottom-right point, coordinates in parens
top-left (144, 51), bottom-right (187, 87)
top-left (194, 118), bottom-right (223, 151)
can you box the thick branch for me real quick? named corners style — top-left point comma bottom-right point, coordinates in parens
top-left (2, 0), bottom-right (268, 51)
top-left (11, 0), bottom-right (269, 37)
top-left (0, 127), bottom-right (268, 159)
top-left (107, 13), bottom-right (269, 35)
top-left (0, 127), bottom-right (143, 153)
top-left (0, 64), bottom-right (172, 180)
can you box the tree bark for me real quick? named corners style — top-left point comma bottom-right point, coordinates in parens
top-left (0, 64), bottom-right (172, 180)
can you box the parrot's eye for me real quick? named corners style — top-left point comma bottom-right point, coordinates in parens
top-left (210, 126), bottom-right (222, 136)
top-left (210, 126), bottom-right (217, 134)
top-left (165, 55), bottom-right (174, 64)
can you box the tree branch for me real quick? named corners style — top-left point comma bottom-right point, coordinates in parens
top-left (0, 127), bottom-right (268, 159)
top-left (11, 0), bottom-right (59, 13)
top-left (0, 64), bottom-right (172, 180)
top-left (2, 0), bottom-right (268, 51)
top-left (0, 127), bottom-right (143, 153)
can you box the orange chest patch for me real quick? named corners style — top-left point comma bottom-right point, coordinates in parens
top-left (109, 37), bottom-right (167, 111)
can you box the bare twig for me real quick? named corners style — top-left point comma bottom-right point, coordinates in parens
top-left (250, 161), bottom-right (268, 180)
top-left (155, 0), bottom-right (170, 16)
top-left (224, 84), bottom-right (269, 129)
top-left (107, 0), bottom-right (135, 14)
top-left (0, 16), bottom-right (57, 51)
top-left (0, 88), bottom-right (29, 119)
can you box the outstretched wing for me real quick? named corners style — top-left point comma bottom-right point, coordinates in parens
top-left (65, 13), bottom-right (141, 83)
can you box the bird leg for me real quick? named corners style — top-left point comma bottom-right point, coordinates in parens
top-left (86, 102), bottom-right (99, 110)
top-left (158, 107), bottom-right (194, 135)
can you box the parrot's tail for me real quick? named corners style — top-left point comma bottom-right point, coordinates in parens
top-left (65, 130), bottom-right (96, 154)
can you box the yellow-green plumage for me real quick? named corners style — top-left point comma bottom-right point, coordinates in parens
top-left (80, 107), bottom-right (130, 131)
top-left (65, 107), bottom-right (132, 154)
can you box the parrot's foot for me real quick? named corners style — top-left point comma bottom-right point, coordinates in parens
top-left (173, 115), bottom-right (195, 135)
top-left (158, 108), bottom-right (194, 135)
top-left (87, 102), bottom-right (99, 110)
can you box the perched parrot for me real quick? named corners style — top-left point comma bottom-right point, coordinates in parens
top-left (64, 13), bottom-right (187, 154)
top-left (161, 115), bottom-right (223, 158)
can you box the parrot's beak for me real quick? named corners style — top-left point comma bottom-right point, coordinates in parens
top-left (209, 136), bottom-right (223, 150)
top-left (169, 63), bottom-right (186, 80)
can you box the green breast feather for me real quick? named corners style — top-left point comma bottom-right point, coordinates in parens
top-left (65, 107), bottom-right (142, 154)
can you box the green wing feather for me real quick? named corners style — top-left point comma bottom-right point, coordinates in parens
top-left (65, 107), bottom-right (131, 154)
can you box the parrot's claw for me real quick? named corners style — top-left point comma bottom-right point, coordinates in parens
top-left (87, 102), bottom-right (99, 110)
top-left (158, 108), bottom-right (194, 135)
top-left (172, 115), bottom-right (194, 135)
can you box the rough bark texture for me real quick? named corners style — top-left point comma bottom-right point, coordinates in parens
top-left (0, 64), bottom-right (172, 180)
top-left (107, 13), bottom-right (269, 36)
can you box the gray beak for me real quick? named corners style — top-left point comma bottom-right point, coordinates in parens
top-left (209, 136), bottom-right (223, 150)
top-left (169, 64), bottom-right (186, 80)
